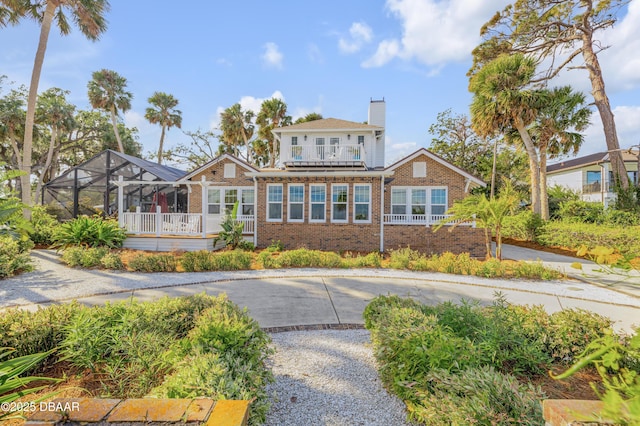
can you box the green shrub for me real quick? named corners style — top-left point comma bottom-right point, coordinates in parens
top-left (388, 247), bottom-right (423, 269)
top-left (258, 248), bottom-right (343, 269)
top-left (603, 209), bottom-right (640, 226)
top-left (101, 251), bottom-right (125, 269)
top-left (537, 221), bottom-right (640, 255)
top-left (51, 215), bottom-right (126, 249)
top-left (180, 250), bottom-right (252, 272)
top-left (344, 251), bottom-right (382, 268)
top-left (502, 210), bottom-right (544, 241)
top-left (557, 200), bottom-right (605, 223)
top-left (409, 366), bottom-right (544, 425)
top-left (152, 295), bottom-right (273, 425)
top-left (128, 253), bottom-right (178, 272)
top-left (61, 246), bottom-right (110, 268)
top-left (28, 204), bottom-right (59, 246)
top-left (0, 235), bottom-right (33, 278)
top-left (0, 302), bottom-right (80, 361)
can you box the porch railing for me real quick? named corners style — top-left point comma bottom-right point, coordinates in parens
top-left (383, 214), bottom-right (474, 227)
top-left (284, 144), bottom-right (364, 163)
top-left (122, 210), bottom-right (255, 236)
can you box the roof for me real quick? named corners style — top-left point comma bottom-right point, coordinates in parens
top-left (114, 150), bottom-right (186, 181)
top-left (547, 150), bottom-right (638, 173)
top-left (180, 153), bottom-right (259, 181)
top-left (274, 118), bottom-right (382, 132)
top-left (385, 148), bottom-right (486, 187)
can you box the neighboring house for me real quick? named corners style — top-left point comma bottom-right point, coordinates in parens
top-left (117, 100), bottom-right (486, 255)
top-left (547, 151), bottom-right (639, 207)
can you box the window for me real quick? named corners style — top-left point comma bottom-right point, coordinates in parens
top-left (223, 163), bottom-right (236, 178)
top-left (354, 184), bottom-right (371, 222)
top-left (391, 188), bottom-right (406, 215)
top-left (288, 184), bottom-right (304, 222)
top-left (330, 137), bottom-right (340, 156)
top-left (267, 184), bottom-right (283, 221)
top-left (430, 188), bottom-right (447, 216)
top-left (315, 138), bottom-right (325, 160)
top-left (291, 136), bottom-right (302, 160)
top-left (310, 184), bottom-right (326, 222)
top-left (291, 136), bottom-right (298, 145)
top-left (224, 189), bottom-right (237, 213)
top-left (586, 171), bottom-right (602, 193)
top-left (411, 189), bottom-right (426, 215)
top-left (207, 189), bottom-right (221, 214)
top-left (241, 189), bottom-right (254, 216)
top-left (357, 135), bottom-right (364, 145)
top-left (413, 162), bottom-right (426, 178)
top-left (331, 184), bottom-right (348, 222)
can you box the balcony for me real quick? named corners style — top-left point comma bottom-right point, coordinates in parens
top-left (283, 144), bottom-right (366, 168)
top-left (383, 214), bottom-right (475, 227)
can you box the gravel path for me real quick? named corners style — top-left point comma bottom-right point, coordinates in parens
top-left (263, 329), bottom-right (411, 426)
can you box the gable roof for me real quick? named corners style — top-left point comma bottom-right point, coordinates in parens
top-left (547, 151), bottom-right (638, 173)
top-left (180, 153), bottom-right (259, 181)
top-left (274, 118), bottom-right (382, 132)
top-left (386, 148), bottom-right (486, 187)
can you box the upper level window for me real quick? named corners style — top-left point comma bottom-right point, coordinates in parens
top-left (357, 135), bottom-right (365, 145)
top-left (224, 163), bottom-right (236, 178)
top-left (267, 184), bottom-right (283, 221)
top-left (413, 162), bottom-right (426, 178)
top-left (315, 138), bottom-right (325, 160)
top-left (291, 136), bottom-right (298, 145)
top-left (331, 184), bottom-right (348, 222)
top-left (288, 184), bottom-right (304, 222)
top-left (354, 184), bottom-right (371, 222)
top-left (310, 184), bottom-right (326, 222)
top-left (330, 137), bottom-right (340, 156)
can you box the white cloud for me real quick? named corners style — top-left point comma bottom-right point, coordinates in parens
top-left (385, 139), bottom-right (418, 165)
top-left (211, 90), bottom-right (287, 130)
top-left (364, 0), bottom-right (511, 68)
top-left (262, 42), bottom-right (284, 69)
top-left (339, 22), bottom-right (374, 54)
top-left (580, 105), bottom-right (640, 155)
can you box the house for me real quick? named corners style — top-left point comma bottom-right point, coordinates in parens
top-left (547, 151), bottom-right (639, 207)
top-left (116, 100), bottom-right (486, 255)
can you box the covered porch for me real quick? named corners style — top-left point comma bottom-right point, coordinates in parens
top-left (114, 176), bottom-right (255, 251)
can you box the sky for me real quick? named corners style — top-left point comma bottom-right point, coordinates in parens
top-left (1, 0), bottom-right (640, 168)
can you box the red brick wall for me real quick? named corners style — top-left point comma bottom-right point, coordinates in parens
top-left (187, 159), bottom-right (254, 214)
top-left (384, 226), bottom-right (486, 257)
top-left (255, 175), bottom-right (382, 252)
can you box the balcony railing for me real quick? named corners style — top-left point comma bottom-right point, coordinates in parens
top-left (383, 214), bottom-right (474, 227)
top-left (284, 144), bottom-right (365, 166)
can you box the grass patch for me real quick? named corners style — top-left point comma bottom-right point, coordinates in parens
top-left (363, 294), bottom-right (618, 424)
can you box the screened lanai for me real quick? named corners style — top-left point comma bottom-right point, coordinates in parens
top-left (43, 150), bottom-right (187, 219)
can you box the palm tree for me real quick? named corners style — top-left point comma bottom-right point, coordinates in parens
top-left (533, 87), bottom-right (591, 220)
top-left (469, 54), bottom-right (544, 215)
top-left (34, 87), bottom-right (75, 199)
top-left (256, 98), bottom-right (291, 168)
top-left (434, 179), bottom-right (520, 260)
top-left (144, 92), bottom-right (182, 164)
top-left (0, 0), bottom-right (109, 216)
top-left (87, 69), bottom-right (132, 154)
top-left (219, 103), bottom-right (254, 163)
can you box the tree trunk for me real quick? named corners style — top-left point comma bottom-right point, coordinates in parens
top-left (514, 117), bottom-right (541, 215)
top-left (490, 137), bottom-right (498, 199)
top-left (34, 125), bottom-right (57, 203)
top-left (242, 130), bottom-right (251, 164)
top-left (539, 143), bottom-right (549, 220)
top-left (157, 124), bottom-right (166, 164)
top-left (495, 224), bottom-right (502, 260)
top-left (483, 226), bottom-right (492, 259)
top-left (581, 18), bottom-right (627, 190)
top-left (21, 2), bottom-right (57, 218)
top-left (111, 105), bottom-right (125, 153)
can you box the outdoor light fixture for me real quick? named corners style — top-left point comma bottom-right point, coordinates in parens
top-left (304, 135), bottom-right (307, 141)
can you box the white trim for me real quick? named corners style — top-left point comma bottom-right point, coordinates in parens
top-left (380, 176), bottom-right (384, 252)
top-left (309, 183), bottom-right (326, 223)
top-left (385, 148), bottom-right (485, 187)
top-left (266, 183), bottom-right (283, 222)
top-left (353, 183), bottom-right (372, 223)
top-left (246, 170), bottom-right (392, 178)
top-left (180, 153), bottom-right (258, 181)
top-left (287, 183), bottom-right (305, 223)
top-left (253, 177), bottom-right (258, 246)
top-left (389, 186), bottom-right (448, 222)
top-left (330, 183), bottom-right (349, 223)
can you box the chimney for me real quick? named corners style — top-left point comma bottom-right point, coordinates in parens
top-left (368, 98), bottom-right (386, 128)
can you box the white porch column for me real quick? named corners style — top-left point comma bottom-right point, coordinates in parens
top-left (201, 175), bottom-right (207, 238)
top-left (155, 205), bottom-right (162, 237)
top-left (253, 176), bottom-right (258, 247)
top-left (117, 176), bottom-right (124, 228)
